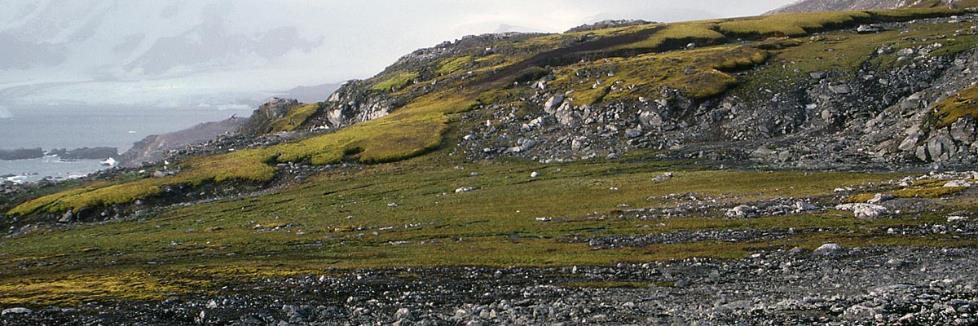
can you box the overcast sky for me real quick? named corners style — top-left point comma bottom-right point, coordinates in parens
top-left (0, 0), bottom-right (797, 108)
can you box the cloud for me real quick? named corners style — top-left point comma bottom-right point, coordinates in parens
top-left (0, 105), bottom-right (12, 119)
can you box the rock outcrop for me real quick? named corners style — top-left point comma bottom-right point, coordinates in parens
top-left (239, 98), bottom-right (302, 136)
top-left (48, 147), bottom-right (118, 160)
top-left (0, 148), bottom-right (44, 160)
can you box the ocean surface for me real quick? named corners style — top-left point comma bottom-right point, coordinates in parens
top-left (0, 105), bottom-right (253, 182)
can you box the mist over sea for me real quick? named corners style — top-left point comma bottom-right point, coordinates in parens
top-left (0, 105), bottom-right (252, 182)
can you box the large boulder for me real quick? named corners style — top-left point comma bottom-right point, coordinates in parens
top-left (926, 130), bottom-right (957, 162)
top-left (950, 117), bottom-right (976, 143)
top-left (554, 102), bottom-right (579, 127)
top-left (543, 94), bottom-right (565, 114)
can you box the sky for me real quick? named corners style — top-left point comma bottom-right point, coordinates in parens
top-left (0, 0), bottom-right (797, 109)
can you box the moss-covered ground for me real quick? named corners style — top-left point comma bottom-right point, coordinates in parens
top-left (4, 153), bottom-right (978, 305)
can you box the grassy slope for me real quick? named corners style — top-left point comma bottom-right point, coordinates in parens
top-left (2, 154), bottom-right (969, 304)
top-left (3, 7), bottom-right (978, 306)
top-left (3, 154), bottom-right (977, 305)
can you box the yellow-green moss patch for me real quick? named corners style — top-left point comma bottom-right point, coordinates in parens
top-left (552, 45), bottom-right (768, 104)
top-left (270, 103), bottom-right (321, 132)
top-left (436, 55), bottom-right (474, 75)
top-left (934, 86), bottom-right (978, 127)
top-left (0, 272), bottom-right (208, 306)
top-left (614, 22), bottom-right (725, 51)
top-left (371, 71), bottom-right (420, 92)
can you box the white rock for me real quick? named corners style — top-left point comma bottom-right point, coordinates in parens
top-left (867, 193), bottom-right (894, 204)
top-left (395, 307), bottom-right (411, 320)
top-left (794, 201), bottom-right (818, 213)
top-left (814, 243), bottom-right (843, 255)
top-left (948, 216), bottom-right (970, 223)
top-left (533, 80), bottom-right (547, 90)
top-left (835, 203), bottom-right (888, 219)
top-left (652, 172), bottom-right (674, 183)
top-left (944, 180), bottom-right (973, 188)
top-left (725, 205), bottom-right (756, 218)
top-left (844, 304), bottom-right (878, 320)
top-left (1, 307), bottom-right (31, 316)
top-left (455, 187), bottom-right (473, 193)
top-left (543, 95), bottom-right (564, 114)
top-left (206, 299), bottom-right (219, 309)
top-left (530, 171), bottom-right (539, 178)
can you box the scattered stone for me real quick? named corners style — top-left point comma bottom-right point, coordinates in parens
top-left (530, 171), bottom-right (540, 178)
top-left (856, 24), bottom-right (883, 34)
top-left (828, 84), bottom-right (851, 94)
top-left (455, 187), bottom-right (474, 193)
top-left (394, 307), bottom-right (411, 320)
top-left (794, 201), bottom-right (818, 213)
top-left (59, 210), bottom-right (74, 223)
top-left (948, 215), bottom-right (970, 223)
top-left (725, 205), bottom-right (756, 218)
top-left (625, 128), bottom-right (643, 138)
top-left (835, 203), bottom-right (888, 219)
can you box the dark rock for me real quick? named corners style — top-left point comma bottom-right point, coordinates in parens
top-left (0, 148), bottom-right (44, 160)
top-left (50, 147), bottom-right (118, 160)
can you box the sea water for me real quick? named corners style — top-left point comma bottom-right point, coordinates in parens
top-left (0, 105), bottom-right (252, 182)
